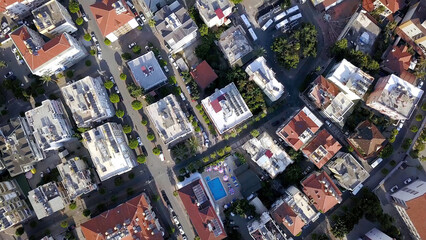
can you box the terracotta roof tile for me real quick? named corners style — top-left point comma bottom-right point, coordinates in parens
top-left (362, 0), bottom-right (375, 12)
top-left (301, 171), bottom-right (342, 213)
top-left (10, 26), bottom-right (71, 72)
top-left (271, 201), bottom-right (305, 236)
top-left (90, 0), bottom-right (135, 37)
top-left (309, 76), bottom-right (340, 109)
top-left (348, 120), bottom-right (386, 160)
top-left (0, 0), bottom-right (20, 11)
top-left (405, 194), bottom-right (426, 240)
top-left (178, 179), bottom-right (226, 240)
top-left (379, 0), bottom-right (404, 13)
top-left (383, 46), bottom-right (417, 84)
top-left (302, 129), bottom-right (341, 169)
top-left (191, 61), bottom-right (218, 89)
top-left (81, 194), bottom-right (163, 240)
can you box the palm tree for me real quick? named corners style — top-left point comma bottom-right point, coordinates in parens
top-left (171, 144), bottom-right (186, 160)
top-left (187, 137), bottom-right (199, 154)
top-left (40, 75), bottom-right (53, 85)
top-left (254, 47), bottom-right (266, 57)
top-left (0, 61), bottom-right (7, 69)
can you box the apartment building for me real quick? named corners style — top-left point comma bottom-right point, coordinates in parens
top-left (0, 117), bottom-right (44, 177)
top-left (366, 74), bottom-right (424, 120)
top-left (242, 132), bottom-right (294, 179)
top-left (396, 1), bottom-right (426, 56)
top-left (10, 25), bottom-right (87, 76)
top-left (0, 180), bottom-right (32, 232)
top-left (25, 100), bottom-right (74, 152)
top-left (247, 212), bottom-right (286, 240)
top-left (302, 129), bottom-right (342, 169)
top-left (245, 57), bottom-right (285, 102)
top-left (195, 0), bottom-right (232, 28)
top-left (83, 122), bottom-right (136, 182)
top-left (218, 25), bottom-right (253, 66)
top-left (347, 120), bottom-right (386, 160)
top-left (61, 76), bottom-right (115, 128)
top-left (32, 0), bottom-right (77, 38)
top-left (0, 0), bottom-right (47, 19)
top-left (90, 0), bottom-right (138, 42)
top-left (127, 51), bottom-right (168, 91)
top-left (28, 182), bottom-right (66, 219)
top-left (154, 1), bottom-right (198, 54)
top-left (145, 94), bottom-right (193, 146)
top-left (201, 82), bottom-right (253, 135)
top-left (57, 157), bottom-right (97, 200)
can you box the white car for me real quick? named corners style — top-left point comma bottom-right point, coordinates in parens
top-left (172, 61), bottom-right (178, 69)
top-left (418, 81), bottom-right (424, 88)
top-left (137, 137), bottom-right (142, 146)
top-left (390, 185), bottom-right (399, 193)
top-left (82, 13), bottom-right (89, 22)
top-left (145, 46), bottom-right (150, 52)
top-left (163, 66), bottom-right (169, 73)
top-left (109, 76), bottom-right (115, 84)
top-left (159, 153), bottom-right (165, 162)
top-left (172, 216), bottom-right (179, 225)
top-left (404, 178), bottom-right (412, 185)
top-left (115, 85), bottom-right (120, 94)
top-left (12, 47), bottom-right (17, 53)
top-left (157, 54), bottom-right (163, 60)
top-left (177, 225), bottom-right (184, 235)
top-left (97, 50), bottom-right (102, 60)
top-left (128, 42), bottom-right (136, 49)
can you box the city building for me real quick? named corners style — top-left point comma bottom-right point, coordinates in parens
top-left (178, 179), bottom-right (227, 240)
top-left (201, 82), bottom-right (252, 135)
top-left (28, 182), bottom-right (66, 219)
top-left (145, 94), bottom-right (194, 146)
top-left (276, 107), bottom-right (323, 151)
top-left (81, 193), bottom-right (163, 240)
top-left (83, 122), bottom-right (136, 182)
top-left (0, 0), bottom-right (47, 19)
top-left (195, 0), bottom-right (232, 28)
top-left (247, 212), bottom-right (286, 240)
top-left (242, 132), bottom-right (294, 179)
top-left (302, 129), bottom-right (342, 169)
top-left (25, 100), bottom-right (74, 152)
top-left (154, 1), bottom-right (198, 54)
top-left (326, 59), bottom-right (374, 100)
top-left (245, 57), bottom-right (285, 102)
top-left (191, 60), bottom-right (218, 89)
top-left (10, 25), bottom-right (88, 76)
top-left (301, 171), bottom-right (342, 213)
top-left (363, 228), bottom-right (394, 240)
top-left (390, 180), bottom-right (426, 240)
top-left (396, 1), bottom-right (426, 56)
top-left (270, 186), bottom-right (319, 236)
top-left (32, 0), bottom-right (77, 38)
top-left (0, 180), bottom-right (32, 232)
top-left (327, 152), bottom-right (370, 194)
top-left (0, 117), bottom-right (44, 177)
top-left (362, 0), bottom-right (405, 18)
top-left (61, 76), bottom-right (115, 128)
top-left (137, 0), bottom-right (166, 18)
top-left (57, 157), bottom-right (97, 201)
top-left (382, 45), bottom-right (417, 84)
top-left (127, 51), bottom-right (168, 91)
top-left (347, 120), bottom-right (386, 160)
top-left (90, 0), bottom-right (138, 42)
top-left (366, 74), bottom-right (424, 120)
top-left (311, 0), bottom-right (344, 11)
top-left (217, 25), bottom-right (253, 66)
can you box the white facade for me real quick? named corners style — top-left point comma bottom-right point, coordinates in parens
top-left (61, 76), bottom-right (115, 128)
top-left (145, 94), bottom-right (193, 145)
top-left (0, 180), bottom-right (32, 231)
top-left (25, 100), bottom-right (74, 152)
top-left (242, 132), bottom-right (294, 179)
top-left (28, 182), bottom-right (66, 219)
top-left (245, 57), bottom-right (284, 102)
top-left (3, 0), bottom-right (48, 19)
top-left (196, 0), bottom-right (232, 28)
top-left (83, 122), bottom-right (136, 182)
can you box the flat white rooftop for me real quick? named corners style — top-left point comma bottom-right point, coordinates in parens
top-left (128, 51), bottom-right (167, 91)
top-left (61, 76), bottom-right (115, 128)
top-left (28, 182), bottom-right (65, 219)
top-left (146, 94), bottom-right (193, 145)
top-left (218, 25), bottom-right (253, 66)
top-left (83, 122), bottom-right (136, 182)
top-left (324, 92), bottom-right (354, 123)
top-left (201, 82), bottom-right (253, 134)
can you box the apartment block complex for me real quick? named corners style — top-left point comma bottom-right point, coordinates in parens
top-left (396, 1), bottom-right (426, 56)
top-left (218, 25), bottom-right (253, 66)
top-left (0, 180), bottom-right (32, 231)
top-left (28, 182), bottom-right (66, 219)
top-left (195, 0), bottom-right (232, 28)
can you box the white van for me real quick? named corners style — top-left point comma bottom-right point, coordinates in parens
top-left (371, 158), bottom-right (383, 168)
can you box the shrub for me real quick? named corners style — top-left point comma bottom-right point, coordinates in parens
top-left (83, 33), bottom-right (91, 41)
top-left (169, 76), bottom-right (177, 84)
top-left (127, 187), bottom-right (134, 196)
top-left (147, 134), bottom-right (155, 141)
top-left (128, 139), bottom-right (139, 149)
top-left (416, 114), bottom-right (423, 121)
top-left (173, 190), bottom-right (178, 196)
top-left (104, 38), bottom-right (111, 46)
top-left (75, 17), bottom-right (84, 25)
top-left (422, 103), bottom-right (426, 111)
top-left (177, 175), bottom-right (185, 182)
top-left (109, 93), bottom-right (120, 103)
top-left (137, 26), bottom-right (143, 30)
top-left (203, 156), bottom-right (210, 163)
top-left (120, 73), bottom-right (127, 80)
top-left (153, 195), bottom-right (160, 202)
top-left (122, 125), bottom-right (132, 134)
top-left (410, 126), bottom-right (419, 133)
top-left (121, 52), bottom-right (132, 60)
top-left (141, 119), bottom-right (148, 125)
top-left (390, 160), bottom-right (396, 166)
top-left (152, 147), bottom-right (161, 155)
top-left (381, 168), bottom-right (389, 175)
top-left (131, 100), bottom-right (142, 110)
top-left (132, 45), bottom-right (141, 54)
top-left (148, 19), bottom-right (156, 27)
top-left (115, 109), bottom-right (125, 118)
top-left (15, 227), bottom-right (24, 236)
top-left (85, 60), bottom-right (91, 66)
top-left (128, 172), bottom-right (135, 180)
top-left (83, 209), bottom-right (91, 217)
top-left (114, 177), bottom-right (123, 186)
top-left (104, 80), bottom-right (114, 89)
top-left (195, 126), bottom-right (201, 132)
top-left (68, 0), bottom-right (80, 13)
top-left (250, 129), bottom-right (260, 138)
top-left (137, 155), bottom-right (146, 164)
top-left (69, 202), bottom-right (77, 210)
top-left (60, 221), bottom-right (68, 228)
top-left (196, 104), bottom-right (202, 110)
top-left (160, 59), bottom-right (167, 67)
top-left (89, 49), bottom-right (96, 55)
top-left (379, 144), bottom-right (393, 158)
top-left (66, 70), bottom-right (74, 78)
top-left (210, 152), bottom-right (217, 159)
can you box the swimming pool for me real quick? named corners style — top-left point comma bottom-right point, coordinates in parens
top-left (207, 177), bottom-right (227, 201)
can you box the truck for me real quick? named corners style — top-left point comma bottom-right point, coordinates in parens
top-left (261, 19), bottom-right (273, 31)
top-left (240, 14), bottom-right (251, 28)
top-left (275, 19), bottom-right (289, 30)
top-left (289, 13), bottom-right (302, 22)
top-left (285, 5), bottom-right (299, 16)
top-left (273, 11), bottom-right (286, 22)
top-left (248, 28), bottom-right (258, 41)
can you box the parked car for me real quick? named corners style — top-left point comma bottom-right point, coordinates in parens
top-left (418, 81), bottom-right (424, 88)
top-left (172, 61), bottom-right (178, 69)
top-left (145, 46), bottom-right (150, 52)
top-left (97, 50), bottom-right (102, 60)
top-left (390, 185), bottom-right (399, 193)
top-left (46, 167), bottom-right (51, 173)
top-left (178, 225), bottom-right (184, 235)
top-left (115, 85), bottom-right (120, 94)
top-left (96, 42), bottom-right (101, 51)
top-left (404, 178), bottom-right (412, 185)
top-left (126, 0), bottom-right (135, 9)
top-left (82, 13), bottom-right (89, 22)
top-left (325, 120), bottom-right (332, 127)
top-left (163, 66), bottom-right (169, 73)
top-left (91, 32), bottom-right (97, 43)
top-left (128, 42), bottom-right (136, 49)
top-left (137, 137), bottom-right (142, 146)
top-left (136, 17), bottom-right (143, 26)
top-left (159, 153), bottom-right (165, 162)
top-left (11, 47), bottom-right (17, 53)
top-left (4, 71), bottom-right (13, 78)
top-left (109, 76), bottom-right (116, 84)
top-left (182, 235), bottom-right (188, 240)
top-left (40, 171), bottom-right (44, 178)
top-left (157, 54), bottom-right (163, 60)
top-left (139, 12), bottom-right (146, 22)
top-left (172, 215), bottom-right (179, 224)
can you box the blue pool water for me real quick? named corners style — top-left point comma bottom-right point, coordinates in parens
top-left (207, 177), bottom-right (227, 201)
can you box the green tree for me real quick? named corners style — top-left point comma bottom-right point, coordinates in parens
top-left (148, 19), bottom-right (156, 27)
top-left (121, 52), bottom-right (132, 60)
top-left (169, 76), bottom-right (177, 84)
top-left (250, 129), bottom-right (260, 138)
top-left (131, 100), bottom-right (142, 110)
top-left (40, 75), bottom-right (52, 85)
top-left (75, 17), bottom-right (84, 25)
top-left (141, 119), bottom-right (148, 125)
top-left (147, 134), bottom-right (155, 141)
top-left (128, 139), bottom-right (139, 149)
top-left (331, 216), bottom-right (349, 239)
top-left (60, 221), bottom-right (69, 228)
top-left (122, 125), bottom-right (132, 134)
top-left (15, 227), bottom-right (24, 236)
top-left (415, 57), bottom-right (426, 79)
top-left (66, 70), bottom-right (74, 78)
top-left (152, 147), bottom-right (161, 155)
top-left (416, 114), bottom-right (423, 121)
top-left (69, 202), bottom-right (77, 210)
top-left (104, 38), bottom-right (111, 46)
top-left (132, 45), bottom-right (141, 54)
top-left (199, 24), bottom-right (208, 36)
top-left (137, 155), bottom-right (146, 164)
top-left (89, 49), bottom-right (96, 55)
top-left (128, 172), bottom-right (135, 179)
top-left (0, 60), bottom-right (7, 68)
top-left (68, 0), bottom-right (80, 13)
top-left (120, 73), bottom-right (127, 80)
top-left (231, 0), bottom-right (243, 4)
top-left (104, 80), bottom-right (114, 89)
top-left (229, 199), bottom-right (256, 217)
top-left (331, 38), bottom-right (348, 57)
top-left (85, 60), bottom-right (91, 66)
top-left (83, 33), bottom-right (91, 41)
top-left (82, 209), bottom-right (91, 217)
top-left (379, 144), bottom-right (393, 158)
top-left (127, 84), bottom-right (144, 98)
top-left (411, 125), bottom-right (419, 133)
top-left (109, 93), bottom-right (120, 103)
top-left (115, 109), bottom-right (125, 118)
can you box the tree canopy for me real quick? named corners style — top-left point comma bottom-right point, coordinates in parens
top-left (109, 93), bottom-right (120, 103)
top-left (137, 155), bottom-right (146, 164)
top-left (131, 100), bottom-right (142, 110)
top-left (68, 0), bottom-right (80, 13)
top-left (122, 125), bottom-right (132, 134)
top-left (104, 80), bottom-right (114, 89)
top-left (128, 139), bottom-right (139, 149)
top-left (115, 109), bottom-right (124, 118)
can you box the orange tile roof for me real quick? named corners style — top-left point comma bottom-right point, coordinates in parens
top-left (363, 0), bottom-right (404, 13)
top-left (383, 46), bottom-right (416, 84)
top-left (271, 201), bottom-right (305, 236)
top-left (0, 0), bottom-right (20, 11)
top-left (10, 26), bottom-right (71, 72)
top-left (302, 129), bottom-right (341, 169)
top-left (81, 194), bottom-right (163, 240)
top-left (405, 194), bottom-right (426, 240)
top-left (90, 0), bottom-right (135, 37)
top-left (301, 171), bottom-right (342, 213)
top-left (309, 76), bottom-right (340, 109)
top-left (191, 61), bottom-right (218, 89)
top-left (278, 108), bottom-right (322, 151)
top-left (348, 120), bottom-right (386, 160)
top-left (178, 179), bottom-right (226, 240)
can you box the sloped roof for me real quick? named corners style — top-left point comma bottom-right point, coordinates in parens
top-left (90, 0), bottom-right (134, 37)
top-left (310, 76), bottom-right (340, 109)
top-left (302, 129), bottom-right (341, 169)
top-left (191, 61), bottom-right (218, 89)
top-left (348, 120), bottom-right (386, 159)
top-left (301, 171), bottom-right (342, 213)
top-left (383, 46), bottom-right (416, 84)
top-left (10, 26), bottom-right (71, 71)
top-left (271, 201), bottom-right (305, 236)
top-left (0, 0), bottom-right (20, 11)
top-left (405, 194), bottom-right (426, 240)
top-left (363, 0), bottom-right (405, 13)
